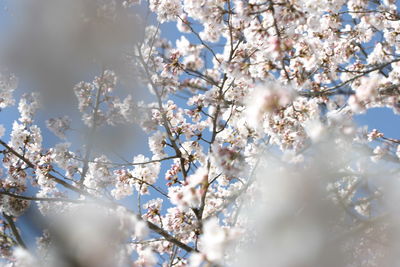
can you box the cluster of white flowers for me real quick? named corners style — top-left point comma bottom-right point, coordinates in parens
top-left (0, 195), bottom-right (30, 217)
top-left (83, 155), bottom-right (115, 192)
top-left (49, 143), bottom-right (80, 178)
top-left (46, 116), bottom-right (71, 139)
top-left (131, 155), bottom-right (160, 194)
top-left (0, 71), bottom-right (17, 109)
top-left (169, 166), bottom-right (208, 210)
top-left (74, 81), bottom-right (94, 112)
top-left (196, 218), bottom-right (234, 263)
top-left (150, 0), bottom-right (182, 23)
top-left (148, 131), bottom-right (167, 159)
top-left (9, 122), bottom-right (42, 155)
top-left (112, 169), bottom-right (135, 200)
top-left (107, 95), bottom-right (137, 125)
top-left (1, 0), bottom-right (400, 266)
top-left (135, 246), bottom-right (157, 266)
top-left (18, 93), bottom-right (40, 125)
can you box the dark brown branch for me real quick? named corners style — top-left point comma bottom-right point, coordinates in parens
top-left (0, 142), bottom-right (196, 254)
top-left (3, 213), bottom-right (26, 249)
top-left (0, 139), bottom-right (90, 197)
top-left (79, 67), bottom-right (105, 185)
top-left (146, 220), bottom-right (196, 253)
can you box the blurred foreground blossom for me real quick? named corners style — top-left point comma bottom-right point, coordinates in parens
top-left (2, 0), bottom-right (141, 112)
top-left (8, 204), bottom-right (148, 267)
top-left (231, 129), bottom-right (400, 267)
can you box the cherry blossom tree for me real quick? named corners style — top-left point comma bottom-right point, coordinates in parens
top-left (1, 0), bottom-right (400, 266)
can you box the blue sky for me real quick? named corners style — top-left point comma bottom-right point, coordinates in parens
top-left (357, 108), bottom-right (400, 139)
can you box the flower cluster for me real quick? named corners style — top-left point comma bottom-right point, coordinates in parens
top-left (1, 0), bottom-right (400, 266)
